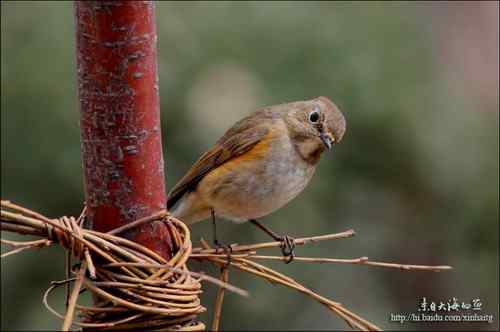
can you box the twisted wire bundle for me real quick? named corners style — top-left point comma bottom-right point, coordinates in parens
top-left (2, 200), bottom-right (452, 331)
top-left (1, 201), bottom-right (205, 331)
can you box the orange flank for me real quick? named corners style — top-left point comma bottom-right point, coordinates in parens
top-left (198, 131), bottom-right (274, 197)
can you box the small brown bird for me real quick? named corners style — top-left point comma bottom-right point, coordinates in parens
top-left (167, 96), bottom-right (346, 261)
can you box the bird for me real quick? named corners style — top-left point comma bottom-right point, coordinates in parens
top-left (167, 96), bottom-right (346, 262)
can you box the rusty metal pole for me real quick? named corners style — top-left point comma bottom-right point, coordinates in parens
top-left (74, 1), bottom-right (173, 259)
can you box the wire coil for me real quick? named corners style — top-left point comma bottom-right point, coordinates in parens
top-left (1, 201), bottom-right (205, 331)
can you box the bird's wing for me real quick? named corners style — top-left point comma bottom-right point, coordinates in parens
top-left (167, 117), bottom-right (271, 209)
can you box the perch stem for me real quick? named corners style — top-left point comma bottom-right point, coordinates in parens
top-left (0, 238), bottom-right (52, 258)
top-left (192, 229), bottom-right (356, 254)
top-left (359, 260), bottom-right (452, 272)
top-left (104, 262), bottom-right (247, 297)
top-left (62, 262), bottom-right (87, 331)
top-left (107, 211), bottom-right (168, 236)
top-left (211, 267), bottom-right (229, 331)
top-left (1, 200), bottom-right (52, 222)
top-left (209, 255), bottom-right (381, 331)
top-left (244, 255), bottom-right (452, 271)
top-left (1, 200), bottom-right (454, 331)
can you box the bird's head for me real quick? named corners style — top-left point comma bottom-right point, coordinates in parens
top-left (285, 96), bottom-right (346, 162)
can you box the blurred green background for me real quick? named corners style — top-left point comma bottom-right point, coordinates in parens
top-left (1, 1), bottom-right (498, 331)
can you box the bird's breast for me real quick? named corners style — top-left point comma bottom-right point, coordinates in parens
top-left (198, 131), bottom-right (316, 222)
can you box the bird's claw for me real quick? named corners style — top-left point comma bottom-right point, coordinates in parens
top-left (214, 241), bottom-right (233, 267)
top-left (279, 235), bottom-right (296, 264)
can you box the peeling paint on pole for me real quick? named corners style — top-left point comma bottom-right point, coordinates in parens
top-left (75, 1), bottom-right (172, 259)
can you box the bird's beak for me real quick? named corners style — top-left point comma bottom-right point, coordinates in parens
top-left (319, 132), bottom-right (334, 150)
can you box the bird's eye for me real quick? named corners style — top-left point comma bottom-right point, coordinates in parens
top-left (309, 111), bottom-right (320, 123)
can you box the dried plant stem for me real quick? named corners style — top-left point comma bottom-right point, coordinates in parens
top-left (65, 252), bottom-right (71, 307)
top-left (107, 210), bottom-right (168, 236)
top-left (240, 255), bottom-right (452, 272)
top-left (211, 267), bottom-right (229, 332)
top-left (359, 260), bottom-right (452, 272)
top-left (1, 246), bottom-right (31, 258)
top-left (1, 238), bottom-right (51, 247)
top-left (192, 229), bottom-right (356, 254)
top-left (62, 262), bottom-right (87, 331)
top-left (209, 255), bottom-right (380, 331)
top-left (197, 236), bottom-right (381, 332)
top-left (192, 229), bottom-right (451, 273)
top-left (104, 262), bottom-right (248, 297)
top-left (218, 254), bottom-right (370, 265)
top-left (2, 201), bottom-right (207, 331)
top-left (1, 200), bottom-right (52, 222)
top-left (1, 238), bottom-right (52, 258)
top-left (1, 200), bottom-right (453, 331)
top-left (189, 238), bottom-right (450, 330)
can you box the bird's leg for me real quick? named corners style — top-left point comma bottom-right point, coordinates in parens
top-left (211, 208), bottom-right (219, 247)
top-left (211, 208), bottom-right (232, 266)
top-left (249, 219), bottom-right (295, 263)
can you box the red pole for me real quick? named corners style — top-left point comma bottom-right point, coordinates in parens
top-left (74, 1), bottom-right (173, 259)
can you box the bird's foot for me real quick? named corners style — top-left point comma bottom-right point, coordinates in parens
top-left (214, 240), bottom-right (233, 267)
top-left (278, 235), bottom-right (296, 264)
